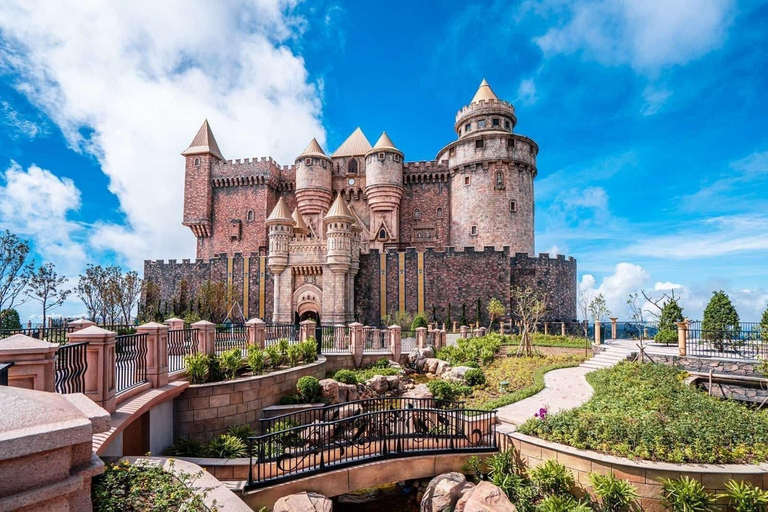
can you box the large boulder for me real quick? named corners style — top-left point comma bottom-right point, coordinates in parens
top-left (445, 366), bottom-right (475, 382)
top-left (319, 379), bottom-right (340, 404)
top-left (403, 383), bottom-right (433, 400)
top-left (421, 472), bottom-right (474, 512)
top-left (408, 347), bottom-right (436, 371)
top-left (385, 375), bottom-right (400, 390)
top-left (365, 375), bottom-right (389, 394)
top-left (337, 382), bottom-right (358, 403)
top-left (273, 491), bottom-right (332, 512)
top-left (454, 481), bottom-right (516, 512)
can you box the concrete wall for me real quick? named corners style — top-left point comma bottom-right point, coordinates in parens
top-left (654, 354), bottom-right (761, 377)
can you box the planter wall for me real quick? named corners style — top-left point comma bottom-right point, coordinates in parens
top-left (323, 352), bottom-right (408, 374)
top-left (654, 353), bottom-right (760, 377)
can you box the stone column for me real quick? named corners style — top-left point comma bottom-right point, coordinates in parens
top-left (389, 325), bottom-right (401, 362)
top-left (69, 326), bottom-right (117, 414)
top-left (594, 320), bottom-right (602, 346)
top-left (349, 322), bottom-right (364, 367)
top-left (561, 322), bottom-right (566, 336)
top-left (0, 335), bottom-right (58, 392)
top-left (676, 320), bottom-right (689, 357)
top-left (499, 322), bottom-right (505, 335)
top-left (191, 320), bottom-right (215, 356)
top-left (416, 327), bottom-right (427, 348)
top-left (543, 322), bottom-right (549, 335)
top-left (299, 319), bottom-right (316, 343)
top-left (452, 321), bottom-right (457, 333)
top-left (610, 317), bottom-right (618, 340)
top-left (164, 317), bottom-right (184, 332)
top-left (460, 325), bottom-right (469, 339)
top-left (67, 319), bottom-right (96, 333)
top-left (247, 318), bottom-right (266, 349)
top-left (136, 322), bottom-right (169, 389)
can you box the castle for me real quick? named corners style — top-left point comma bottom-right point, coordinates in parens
top-left (144, 80), bottom-right (577, 325)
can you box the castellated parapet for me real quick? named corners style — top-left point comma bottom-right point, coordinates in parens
top-left (148, 80), bottom-right (577, 324)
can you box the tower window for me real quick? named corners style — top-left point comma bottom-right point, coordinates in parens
top-left (510, 200), bottom-right (517, 212)
top-left (464, 176), bottom-right (470, 186)
top-left (477, 119), bottom-right (486, 129)
top-left (393, 154), bottom-right (401, 163)
top-left (305, 158), bottom-right (312, 165)
top-left (378, 152), bottom-right (385, 160)
top-left (496, 171), bottom-right (504, 188)
top-left (508, 138), bottom-right (515, 148)
top-left (437, 208), bottom-right (443, 219)
top-left (470, 225), bottom-right (478, 236)
top-left (475, 139), bottom-right (484, 149)
top-left (505, 120), bottom-right (511, 130)
top-left (322, 159), bottom-right (327, 168)
top-left (449, 147), bottom-right (455, 157)
top-left (193, 157), bottom-right (201, 167)
top-left (492, 118), bottom-right (500, 127)
top-left (347, 159), bottom-right (358, 174)
top-left (413, 208), bottom-right (421, 220)
top-left (464, 123), bottom-right (471, 132)
top-left (378, 229), bottom-right (387, 240)
top-left (247, 209), bottom-right (254, 221)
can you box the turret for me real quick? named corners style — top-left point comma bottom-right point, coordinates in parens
top-left (323, 194), bottom-right (354, 273)
top-left (181, 120), bottom-right (224, 239)
top-left (291, 208), bottom-right (309, 241)
top-left (265, 197), bottom-right (294, 275)
top-left (365, 132), bottom-right (404, 247)
top-left (454, 79), bottom-right (516, 139)
top-left (295, 138), bottom-right (333, 219)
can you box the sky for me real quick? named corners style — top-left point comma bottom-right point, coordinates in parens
top-left (0, 0), bottom-right (766, 323)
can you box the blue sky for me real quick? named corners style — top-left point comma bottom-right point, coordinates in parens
top-left (0, 0), bottom-right (766, 322)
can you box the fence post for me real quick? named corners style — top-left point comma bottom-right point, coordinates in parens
top-left (136, 322), bottom-right (169, 389)
top-left (299, 319), bottom-right (315, 342)
top-left (452, 321), bottom-right (457, 333)
top-left (543, 322), bottom-right (549, 335)
top-left (247, 318), bottom-right (266, 349)
top-left (460, 325), bottom-right (469, 339)
top-left (610, 317), bottom-right (618, 340)
top-left (69, 326), bottom-right (116, 413)
top-left (416, 327), bottom-right (427, 349)
top-left (594, 320), bottom-right (602, 345)
top-left (389, 325), bottom-right (401, 363)
top-left (164, 317), bottom-right (184, 332)
top-left (191, 320), bottom-right (216, 356)
top-left (0, 334), bottom-right (58, 392)
top-left (676, 320), bottom-right (688, 357)
top-left (561, 322), bottom-right (566, 337)
top-left (349, 322), bottom-right (364, 367)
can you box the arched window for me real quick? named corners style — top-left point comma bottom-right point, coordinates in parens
top-left (347, 159), bottom-right (358, 174)
top-left (437, 208), bottom-right (443, 219)
top-left (247, 210), bottom-right (254, 221)
top-left (378, 229), bottom-right (387, 240)
top-left (193, 157), bottom-right (201, 167)
top-left (496, 171), bottom-right (504, 188)
top-left (413, 208), bottom-right (421, 220)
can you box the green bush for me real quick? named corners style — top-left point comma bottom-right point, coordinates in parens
top-left (300, 338), bottom-right (318, 363)
top-left (661, 476), bottom-right (715, 512)
top-left (529, 459), bottom-right (574, 496)
top-left (655, 298), bottom-right (684, 344)
top-left (333, 369), bottom-right (358, 385)
top-left (464, 368), bottom-right (486, 387)
top-left (427, 379), bottom-right (472, 401)
top-left (535, 494), bottom-right (591, 512)
top-left (719, 480), bottom-right (768, 512)
top-left (183, 353), bottom-right (209, 384)
top-left (217, 348), bottom-right (242, 380)
top-left (247, 347), bottom-right (265, 375)
top-left (702, 290), bottom-right (741, 350)
top-left (655, 327), bottom-right (679, 344)
top-left (162, 437), bottom-right (206, 457)
top-left (373, 357), bottom-right (390, 369)
top-left (207, 434), bottom-right (248, 458)
top-left (277, 338), bottom-right (290, 356)
top-left (0, 308), bottom-right (21, 330)
top-left (279, 393), bottom-right (303, 405)
top-left (411, 313), bottom-right (428, 330)
top-left (589, 472), bottom-right (639, 512)
top-left (436, 333), bottom-right (502, 366)
top-left (286, 344), bottom-right (302, 367)
top-left (265, 345), bottom-right (282, 369)
top-left (227, 424), bottom-right (256, 442)
top-left (297, 376), bottom-right (322, 403)
top-left (461, 455), bottom-right (483, 483)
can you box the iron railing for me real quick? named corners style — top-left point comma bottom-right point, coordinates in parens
top-left (55, 342), bottom-right (88, 394)
top-left (401, 330), bottom-right (417, 352)
top-left (247, 402), bottom-right (496, 489)
top-left (168, 329), bottom-right (198, 373)
top-left (0, 362), bottom-right (12, 386)
top-left (215, 324), bottom-right (247, 354)
top-left (317, 325), bottom-right (348, 353)
top-left (115, 333), bottom-right (148, 394)
top-left (363, 326), bottom-right (388, 352)
top-left (265, 324), bottom-right (299, 347)
top-left (688, 321), bottom-right (765, 360)
top-left (0, 326), bottom-right (71, 344)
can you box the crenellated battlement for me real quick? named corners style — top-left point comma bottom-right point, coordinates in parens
top-left (455, 98), bottom-right (515, 120)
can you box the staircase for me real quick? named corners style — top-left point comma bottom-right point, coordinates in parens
top-left (580, 344), bottom-right (635, 371)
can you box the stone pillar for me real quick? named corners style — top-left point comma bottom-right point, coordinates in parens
top-left (389, 325), bottom-right (402, 362)
top-left (499, 322), bottom-right (505, 335)
top-left (191, 320), bottom-right (215, 356)
top-left (561, 322), bottom-right (566, 337)
top-left (610, 317), bottom-right (618, 340)
top-left (544, 322), bottom-right (549, 335)
top-left (440, 330), bottom-right (447, 349)
top-left (136, 322), bottom-right (169, 389)
top-left (594, 320), bottom-right (602, 346)
top-left (460, 325), bottom-right (469, 339)
top-left (452, 321), bottom-right (457, 333)
top-left (676, 320), bottom-right (689, 357)
top-left (247, 318), bottom-right (266, 349)
top-left (164, 317), bottom-right (184, 332)
top-left (643, 326), bottom-right (649, 339)
top-left (349, 322), bottom-right (364, 367)
top-left (299, 319), bottom-right (316, 343)
top-left (416, 327), bottom-right (427, 348)
top-left (69, 326), bottom-right (117, 414)
top-left (67, 319), bottom-right (96, 333)
top-left (0, 335), bottom-right (58, 392)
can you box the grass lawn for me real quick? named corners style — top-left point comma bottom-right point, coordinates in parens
top-left (518, 361), bottom-right (768, 464)
top-left (502, 333), bottom-right (590, 349)
top-left (466, 353), bottom-right (586, 410)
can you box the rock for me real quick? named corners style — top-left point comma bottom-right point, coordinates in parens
top-left (421, 472), bottom-right (473, 512)
top-left (273, 491), bottom-right (332, 512)
top-left (454, 481), bottom-right (516, 512)
top-left (435, 360), bottom-right (451, 376)
top-left (403, 383), bottom-right (433, 400)
top-left (366, 375), bottom-right (389, 394)
top-left (385, 375), bottom-right (400, 390)
top-left (421, 346), bottom-right (435, 358)
top-left (336, 403), bottom-right (362, 420)
top-left (337, 382), bottom-right (358, 403)
top-left (446, 366), bottom-right (474, 382)
top-left (319, 379), bottom-right (340, 404)
top-left (299, 421), bottom-right (333, 446)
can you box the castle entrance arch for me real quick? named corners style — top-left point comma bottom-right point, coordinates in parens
top-left (293, 284), bottom-right (322, 325)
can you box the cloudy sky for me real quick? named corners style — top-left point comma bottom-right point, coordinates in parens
top-left (0, 0), bottom-right (766, 322)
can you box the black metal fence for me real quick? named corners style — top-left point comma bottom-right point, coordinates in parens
top-left (0, 362), bottom-right (12, 386)
top-left (168, 329), bottom-right (198, 373)
top-left (363, 326), bottom-right (388, 352)
top-left (215, 324), bottom-right (247, 354)
top-left (247, 402), bottom-right (496, 489)
top-left (0, 326), bottom-right (71, 344)
top-left (55, 342), bottom-right (88, 394)
top-left (317, 325), bottom-right (348, 353)
top-left (688, 321), bottom-right (765, 360)
top-left (265, 324), bottom-right (299, 347)
top-left (115, 333), bottom-right (148, 394)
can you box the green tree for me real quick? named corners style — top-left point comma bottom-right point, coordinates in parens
top-left (0, 231), bottom-right (34, 311)
top-left (511, 285), bottom-right (549, 356)
top-left (0, 308), bottom-right (21, 330)
top-left (476, 298), bottom-right (482, 326)
top-left (760, 305), bottom-right (768, 340)
top-left (446, 303), bottom-right (452, 328)
top-left (26, 263), bottom-right (71, 329)
top-left (460, 303), bottom-right (467, 326)
top-left (655, 298), bottom-right (684, 344)
top-left (487, 297), bottom-right (505, 331)
top-left (588, 294), bottom-right (611, 322)
top-left (702, 290), bottom-right (740, 351)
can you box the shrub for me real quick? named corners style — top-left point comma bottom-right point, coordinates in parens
top-left (286, 344), bottom-right (302, 367)
top-left (464, 368), bottom-right (486, 387)
top-left (702, 290), bottom-right (740, 350)
top-left (300, 338), bottom-right (318, 362)
top-left (661, 476), bottom-right (715, 512)
top-left (0, 308), bottom-right (21, 330)
top-left (265, 345), bottom-right (282, 369)
top-left (461, 455), bottom-right (482, 483)
top-left (529, 459), bottom-right (574, 496)
top-left (719, 480), bottom-right (768, 512)
top-left (334, 369), bottom-right (358, 385)
top-left (227, 424), bottom-right (256, 442)
top-left (183, 353), bottom-right (209, 384)
top-left (655, 298), bottom-right (684, 345)
top-left (217, 348), bottom-right (242, 380)
top-left (247, 347), bottom-right (265, 375)
top-left (277, 338), bottom-right (290, 356)
top-left (589, 472), bottom-right (639, 512)
top-left (162, 437), bottom-right (205, 457)
top-left (297, 376), bottom-right (322, 403)
top-left (427, 379), bottom-right (472, 401)
top-left (536, 495), bottom-right (591, 512)
top-left (279, 393), bottom-right (303, 405)
top-left (373, 357), bottom-right (390, 369)
top-left (411, 313), bottom-right (428, 330)
top-left (436, 334), bottom-right (501, 366)
top-left (207, 434), bottom-right (248, 458)
top-left (655, 328), bottom-right (679, 344)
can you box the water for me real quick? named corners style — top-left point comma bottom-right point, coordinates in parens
top-left (334, 482), bottom-right (420, 512)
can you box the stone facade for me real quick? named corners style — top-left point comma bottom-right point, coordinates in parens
top-left (146, 80), bottom-right (577, 324)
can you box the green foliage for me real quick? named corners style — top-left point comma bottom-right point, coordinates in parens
top-left (92, 459), bottom-right (213, 511)
top-left (655, 298), bottom-right (685, 344)
top-left (296, 376), bottom-right (322, 403)
top-left (333, 369), bottom-right (358, 385)
top-left (207, 434), bottom-right (248, 458)
top-left (279, 393), bottom-right (303, 405)
top-left (338, 364), bottom-right (400, 383)
top-left (661, 476), bottom-right (715, 512)
top-left (286, 344), bottom-right (302, 367)
top-left (460, 303), bottom-right (468, 326)
top-left (162, 437), bottom-right (206, 457)
top-left (300, 338), bottom-right (318, 363)
top-left (265, 345), bottom-right (282, 369)
top-left (588, 293), bottom-right (611, 322)
top-left (381, 310), bottom-right (414, 330)
top-left (227, 424), bottom-right (256, 442)
top-left (589, 472), bottom-right (639, 512)
top-left (217, 348), bottom-right (242, 380)
top-left (426, 379), bottom-right (472, 401)
top-left (0, 308), bottom-right (21, 330)
top-left (436, 333), bottom-right (502, 366)
top-left (247, 346), bottom-right (266, 375)
top-left (411, 313), bottom-right (428, 330)
top-left (373, 357), bottom-right (390, 368)
top-left (277, 338), bottom-right (290, 356)
top-left (464, 368), bottom-right (486, 387)
top-left (702, 290), bottom-right (741, 349)
top-left (461, 455), bottom-right (483, 483)
top-left (535, 495), bottom-right (591, 512)
top-left (761, 306), bottom-right (768, 340)
top-left (655, 327), bottom-right (679, 344)
top-left (487, 297), bottom-right (505, 327)
top-left (529, 459), bottom-right (574, 496)
top-left (519, 361), bottom-right (768, 464)
top-left (718, 480), bottom-right (768, 512)
top-left (504, 333), bottom-right (588, 347)
top-left (183, 352), bottom-right (210, 384)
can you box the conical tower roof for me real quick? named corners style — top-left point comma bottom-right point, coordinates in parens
top-left (471, 78), bottom-right (498, 104)
top-left (367, 131), bottom-right (403, 155)
top-left (266, 197), bottom-right (293, 225)
top-left (182, 119), bottom-right (224, 160)
top-left (292, 208), bottom-right (309, 234)
top-left (331, 127), bottom-right (372, 157)
top-left (297, 138), bottom-right (329, 160)
top-left (324, 193), bottom-right (353, 222)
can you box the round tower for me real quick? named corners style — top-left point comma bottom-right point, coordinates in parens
top-left (265, 197), bottom-right (294, 275)
top-left (437, 79), bottom-right (537, 253)
top-left (365, 132), bottom-right (404, 247)
top-left (323, 194), bottom-right (354, 273)
top-left (295, 138), bottom-right (333, 219)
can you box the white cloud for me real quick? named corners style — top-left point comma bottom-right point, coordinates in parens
top-left (579, 263), bottom-right (650, 318)
top-left (640, 84), bottom-right (672, 116)
top-left (0, 101), bottom-right (46, 139)
top-left (655, 281), bottom-right (683, 291)
top-left (516, 78), bottom-right (538, 105)
top-left (0, 1), bottom-right (325, 269)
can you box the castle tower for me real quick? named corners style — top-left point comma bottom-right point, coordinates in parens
top-left (365, 132), bottom-right (404, 250)
top-left (266, 197), bottom-right (294, 323)
top-left (437, 79), bottom-right (537, 253)
top-left (181, 120), bottom-right (224, 248)
top-left (291, 208), bottom-right (309, 241)
top-left (322, 194), bottom-right (354, 324)
top-left (295, 138), bottom-right (333, 235)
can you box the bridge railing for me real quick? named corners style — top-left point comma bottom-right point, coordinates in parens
top-left (247, 405), bottom-right (496, 489)
top-left (55, 341), bottom-right (88, 394)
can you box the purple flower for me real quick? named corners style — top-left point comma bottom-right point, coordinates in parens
top-left (534, 407), bottom-right (548, 420)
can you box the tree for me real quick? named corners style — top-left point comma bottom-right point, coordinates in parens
top-left (510, 285), bottom-right (549, 356)
top-left (0, 308), bottom-right (21, 330)
top-left (446, 303), bottom-right (452, 328)
top-left (0, 231), bottom-right (34, 310)
top-left (588, 294), bottom-right (611, 322)
top-left (460, 304), bottom-right (467, 327)
top-left (761, 305), bottom-right (768, 340)
top-left (475, 298), bottom-right (482, 326)
top-left (578, 288), bottom-right (591, 338)
top-left (118, 271), bottom-right (143, 324)
top-left (654, 298), bottom-right (684, 344)
top-left (487, 297), bottom-right (505, 331)
top-left (702, 290), bottom-right (740, 351)
top-left (26, 263), bottom-right (71, 329)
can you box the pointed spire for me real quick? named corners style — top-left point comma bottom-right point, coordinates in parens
top-left (373, 131), bottom-right (397, 151)
top-left (331, 127), bottom-right (372, 157)
top-left (324, 193), bottom-right (353, 222)
top-left (297, 138), bottom-right (328, 160)
top-left (292, 208), bottom-right (309, 234)
top-left (471, 78), bottom-right (498, 104)
top-left (181, 119), bottom-right (224, 160)
top-left (266, 197), bottom-right (293, 225)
